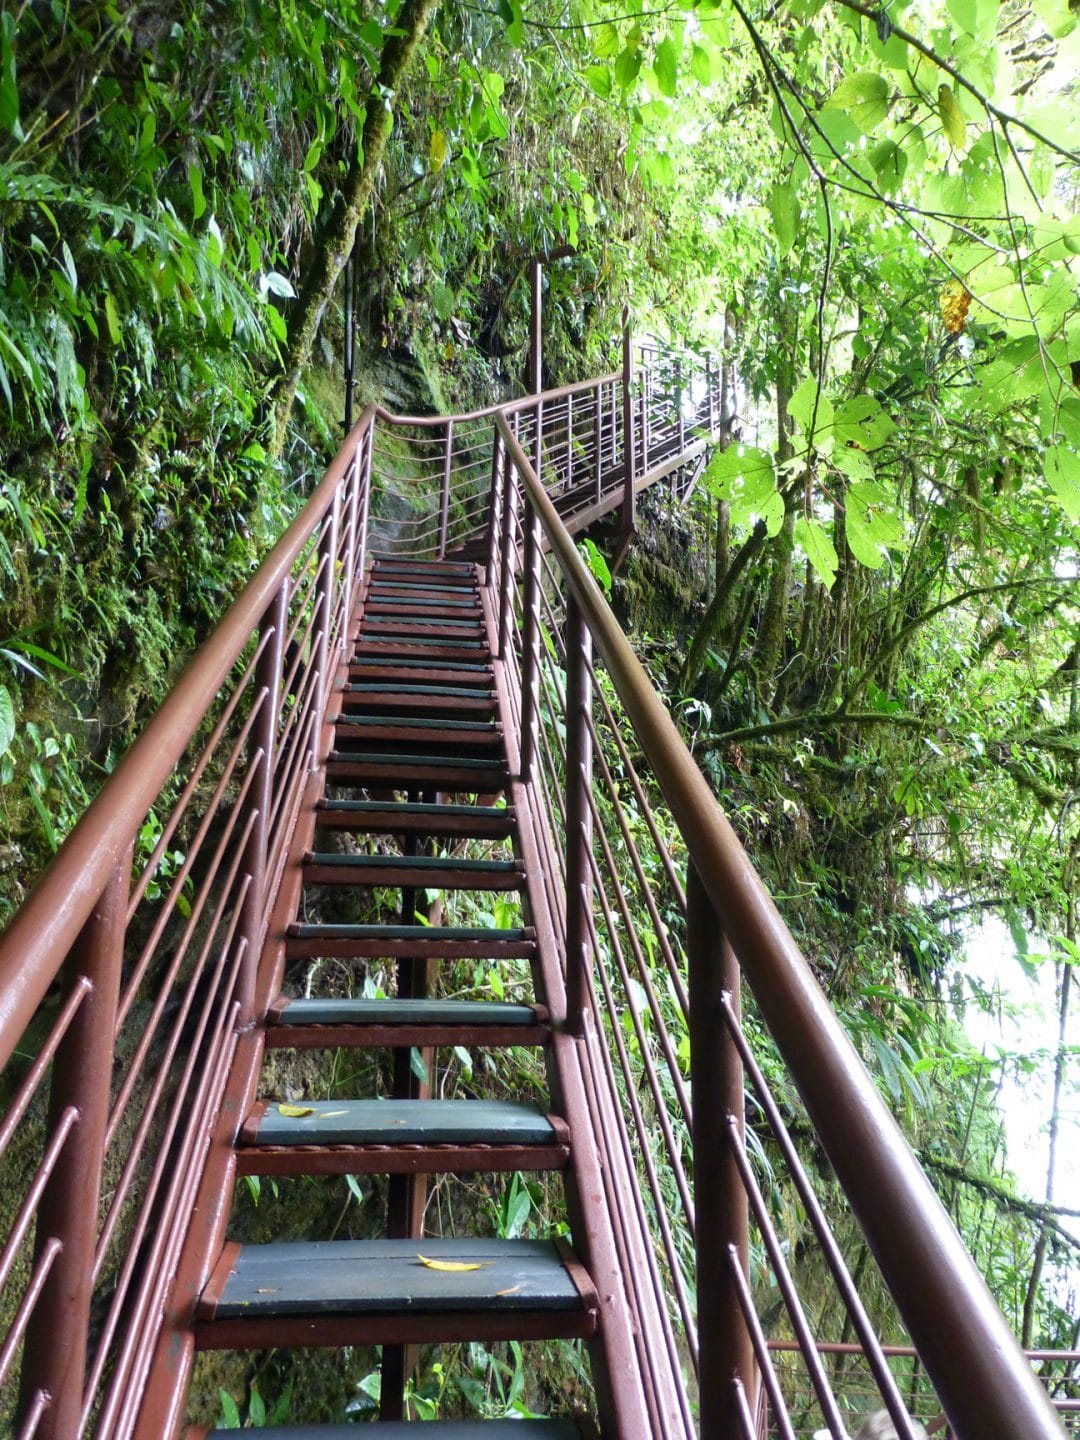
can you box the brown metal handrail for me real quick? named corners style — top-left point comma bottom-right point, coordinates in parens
top-left (494, 408), bottom-right (1066, 1440)
top-left (0, 405), bottom-right (375, 1070)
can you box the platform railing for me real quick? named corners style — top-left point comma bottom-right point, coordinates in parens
top-left (0, 413), bottom-right (374, 1440)
top-left (493, 407), bottom-right (1069, 1440)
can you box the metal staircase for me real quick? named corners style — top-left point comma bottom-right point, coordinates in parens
top-left (0, 336), bottom-right (1072, 1440)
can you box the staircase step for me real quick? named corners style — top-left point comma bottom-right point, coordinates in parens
top-left (331, 714), bottom-right (500, 746)
top-left (340, 687), bottom-right (496, 716)
top-left (285, 923), bottom-right (535, 960)
top-left (196, 1423), bottom-right (588, 1438)
top-left (326, 751), bottom-right (508, 788)
top-left (365, 590), bottom-right (481, 608)
top-left (303, 853), bottom-right (523, 890)
top-left (372, 559), bottom-right (476, 578)
top-left (350, 655), bottom-right (491, 676)
top-left (362, 616), bottom-right (486, 633)
top-left (353, 642), bottom-right (490, 662)
top-left (266, 996), bottom-right (548, 1049)
top-left (197, 1238), bottom-right (599, 1347)
top-left (237, 1099), bottom-right (569, 1176)
top-left (316, 800), bottom-right (514, 839)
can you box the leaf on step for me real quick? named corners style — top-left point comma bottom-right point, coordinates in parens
top-left (277, 1103), bottom-right (315, 1117)
top-left (496, 1284), bottom-right (522, 1296)
top-left (417, 1254), bottom-right (494, 1272)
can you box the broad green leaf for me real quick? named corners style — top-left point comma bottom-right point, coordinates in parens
top-left (825, 71), bottom-right (889, 131)
top-left (0, 685), bottom-right (14, 754)
top-left (703, 444), bottom-right (776, 506)
top-left (789, 377), bottom-right (835, 450)
top-left (796, 517), bottom-right (838, 590)
top-left (831, 444), bottom-right (875, 481)
top-left (938, 85), bottom-right (967, 148)
top-left (585, 65), bottom-right (612, 99)
top-left (0, 14), bottom-right (17, 134)
top-left (217, 1391), bottom-right (241, 1430)
top-left (846, 480), bottom-right (904, 568)
top-left (497, 0), bottom-right (524, 45)
top-left (265, 306), bottom-right (287, 342)
top-left (1045, 443), bottom-right (1080, 518)
top-left (429, 129), bottom-right (449, 173)
top-left (691, 43), bottom-right (712, 84)
top-left (615, 46), bottom-right (642, 90)
top-left (759, 490), bottom-right (786, 537)
top-left (831, 395), bottom-right (896, 451)
top-left (654, 37), bottom-right (678, 98)
top-left (593, 23), bottom-right (620, 57)
top-left (432, 282), bottom-right (454, 320)
top-left (104, 292), bottom-right (121, 345)
top-left (188, 164), bottom-right (206, 221)
top-left (869, 139), bottom-right (907, 193)
top-left (768, 181), bottom-right (800, 256)
top-left (248, 1390), bottom-right (267, 1428)
top-left (647, 150), bottom-right (674, 187)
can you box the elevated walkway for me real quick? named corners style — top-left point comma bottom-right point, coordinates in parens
top-left (0, 344), bottom-right (1070, 1440)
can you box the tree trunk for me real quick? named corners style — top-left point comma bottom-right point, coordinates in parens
top-left (268, 0), bottom-right (440, 452)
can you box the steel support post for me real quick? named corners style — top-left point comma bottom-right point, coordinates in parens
top-left (237, 582), bottom-right (287, 1026)
top-left (498, 450), bottom-right (516, 661)
top-left (312, 490), bottom-right (340, 766)
top-left (593, 384), bottom-right (603, 503)
top-left (563, 596), bottom-right (593, 1036)
top-left (485, 433), bottom-right (505, 593)
top-left (437, 419), bottom-right (454, 559)
top-left (17, 852), bottom-right (133, 1440)
top-left (621, 305), bottom-right (636, 537)
top-left (357, 426), bottom-right (373, 585)
top-left (519, 506), bottom-right (541, 783)
top-left (686, 862), bottom-right (754, 1436)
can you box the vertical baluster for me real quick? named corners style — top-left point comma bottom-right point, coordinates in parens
top-left (686, 864), bottom-right (754, 1436)
top-left (621, 305), bottom-right (636, 536)
top-left (438, 419), bottom-right (454, 559)
top-left (676, 359), bottom-right (685, 454)
top-left (343, 246), bottom-right (354, 434)
top-left (486, 432), bottom-right (505, 593)
top-left (520, 503), bottom-right (540, 783)
top-left (357, 424), bottom-right (373, 584)
top-left (593, 384), bottom-right (603, 503)
top-left (565, 391), bottom-right (574, 491)
top-left (563, 596), bottom-right (592, 1035)
top-left (312, 491), bottom-right (340, 766)
top-left (498, 449), bottom-right (516, 661)
top-left (237, 582), bottom-right (287, 1024)
top-left (344, 439), bottom-right (361, 621)
top-left (17, 853), bottom-right (133, 1440)
top-left (706, 355), bottom-right (715, 434)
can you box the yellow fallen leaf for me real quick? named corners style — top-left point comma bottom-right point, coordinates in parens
top-left (417, 1254), bottom-right (493, 1272)
top-left (277, 1103), bottom-right (314, 1117)
top-left (496, 1284), bottom-right (522, 1297)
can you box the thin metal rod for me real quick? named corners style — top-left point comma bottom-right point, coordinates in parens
top-left (17, 852), bottom-right (132, 1440)
top-left (687, 865), bottom-right (754, 1436)
top-left (563, 595), bottom-right (592, 1035)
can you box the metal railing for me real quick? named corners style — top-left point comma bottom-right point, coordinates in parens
top-left (0, 414), bottom-right (374, 1440)
top-left (0, 327), bottom-right (1068, 1440)
top-left (490, 406), bottom-right (1069, 1440)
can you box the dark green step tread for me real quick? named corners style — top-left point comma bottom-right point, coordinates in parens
top-left (250, 1099), bottom-right (556, 1146)
top-left (332, 715), bottom-right (497, 732)
top-left (290, 924), bottom-right (529, 941)
top-left (327, 751), bottom-right (505, 770)
top-left (317, 800), bottom-right (511, 818)
top-left (305, 854), bottom-right (519, 873)
top-left (273, 997), bottom-right (538, 1027)
top-left (202, 1425), bottom-right (583, 1437)
top-left (350, 656), bottom-right (491, 672)
top-left (210, 1239), bottom-right (584, 1316)
top-left (344, 683), bottom-right (493, 697)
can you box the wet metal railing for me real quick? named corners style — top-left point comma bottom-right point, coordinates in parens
top-left (0, 415), bottom-right (374, 1440)
top-left (492, 407), bottom-right (1068, 1440)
